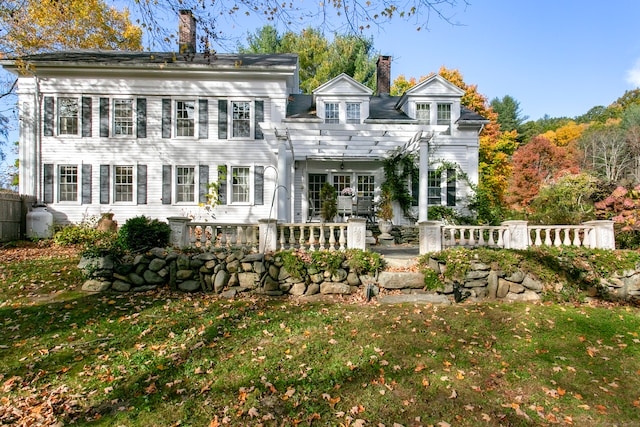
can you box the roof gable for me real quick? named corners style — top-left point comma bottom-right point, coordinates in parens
top-left (405, 74), bottom-right (465, 97)
top-left (313, 73), bottom-right (373, 96)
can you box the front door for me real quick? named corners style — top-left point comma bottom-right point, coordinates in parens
top-left (308, 174), bottom-right (327, 219)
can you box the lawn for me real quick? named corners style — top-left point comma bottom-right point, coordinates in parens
top-left (1, 243), bottom-right (639, 426)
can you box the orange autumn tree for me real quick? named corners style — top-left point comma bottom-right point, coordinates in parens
top-left (391, 66), bottom-right (518, 223)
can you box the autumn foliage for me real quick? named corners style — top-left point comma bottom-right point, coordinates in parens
top-left (595, 185), bottom-right (640, 231)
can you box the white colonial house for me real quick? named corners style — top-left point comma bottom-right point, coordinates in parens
top-left (1, 11), bottom-right (488, 228)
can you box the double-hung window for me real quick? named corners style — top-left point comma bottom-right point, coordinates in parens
top-left (333, 174), bottom-right (351, 194)
top-left (58, 98), bottom-right (79, 135)
top-left (428, 170), bottom-right (442, 205)
top-left (231, 167), bottom-right (250, 203)
top-left (437, 104), bottom-right (451, 124)
top-left (416, 103), bottom-right (430, 123)
top-left (232, 101), bottom-right (251, 138)
top-left (114, 165), bottom-right (134, 202)
top-left (325, 103), bottom-right (339, 124)
top-left (176, 166), bottom-right (195, 202)
top-left (113, 99), bottom-right (134, 136)
top-left (58, 165), bottom-right (78, 202)
top-left (176, 100), bottom-right (195, 137)
top-left (346, 103), bottom-right (361, 124)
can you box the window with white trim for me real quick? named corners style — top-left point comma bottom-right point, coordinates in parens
top-left (114, 165), bottom-right (134, 202)
top-left (176, 166), bottom-right (195, 202)
top-left (113, 99), bottom-right (134, 136)
top-left (437, 104), bottom-right (451, 125)
top-left (325, 103), bottom-right (339, 124)
top-left (58, 165), bottom-right (78, 202)
top-left (176, 100), bottom-right (195, 137)
top-left (232, 101), bottom-right (251, 138)
top-left (333, 174), bottom-right (351, 194)
top-left (58, 98), bottom-right (79, 135)
top-left (428, 170), bottom-right (442, 205)
top-left (346, 103), bottom-right (361, 124)
top-left (416, 103), bottom-right (430, 123)
top-left (231, 166), bottom-right (250, 203)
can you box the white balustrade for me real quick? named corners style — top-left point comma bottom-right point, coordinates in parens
top-left (442, 226), bottom-right (508, 249)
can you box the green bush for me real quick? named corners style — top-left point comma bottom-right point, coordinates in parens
top-left (279, 249), bottom-right (308, 280)
top-left (616, 229), bottom-right (640, 249)
top-left (311, 251), bottom-right (344, 274)
top-left (118, 216), bottom-right (171, 253)
top-left (344, 249), bottom-right (384, 275)
top-left (81, 232), bottom-right (125, 259)
top-left (54, 225), bottom-right (106, 246)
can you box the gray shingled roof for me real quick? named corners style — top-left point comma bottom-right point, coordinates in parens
top-left (3, 51), bottom-right (298, 69)
top-left (285, 93), bottom-right (487, 123)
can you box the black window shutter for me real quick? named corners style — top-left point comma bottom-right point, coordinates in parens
top-left (43, 164), bottom-right (54, 203)
top-left (162, 165), bottom-right (172, 204)
top-left (137, 164), bottom-right (147, 205)
top-left (218, 165), bottom-right (227, 205)
top-left (254, 100), bottom-right (264, 140)
top-left (446, 168), bottom-right (456, 207)
top-left (411, 172), bottom-right (419, 207)
top-left (100, 165), bottom-right (110, 204)
top-left (82, 97), bottom-right (92, 137)
top-left (162, 99), bottom-right (171, 139)
top-left (254, 166), bottom-right (264, 205)
top-left (198, 99), bottom-right (208, 139)
top-left (218, 100), bottom-right (227, 139)
top-left (82, 164), bottom-right (92, 204)
top-left (137, 98), bottom-right (147, 138)
top-left (99, 98), bottom-right (109, 137)
top-left (199, 165), bottom-right (209, 203)
top-left (43, 97), bottom-right (54, 136)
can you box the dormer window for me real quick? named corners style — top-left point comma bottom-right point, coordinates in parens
top-left (346, 103), bottom-right (361, 124)
top-left (325, 103), bottom-right (339, 124)
top-left (416, 103), bottom-right (430, 123)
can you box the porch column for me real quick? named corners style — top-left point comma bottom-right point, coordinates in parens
top-left (418, 137), bottom-right (429, 222)
top-left (277, 139), bottom-right (290, 222)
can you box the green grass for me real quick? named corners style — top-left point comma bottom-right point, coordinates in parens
top-left (1, 245), bottom-right (640, 426)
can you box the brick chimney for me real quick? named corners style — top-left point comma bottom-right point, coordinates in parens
top-left (376, 55), bottom-right (391, 96)
top-left (179, 10), bottom-right (196, 54)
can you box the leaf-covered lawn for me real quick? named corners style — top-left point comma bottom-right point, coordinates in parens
top-left (1, 243), bottom-right (639, 426)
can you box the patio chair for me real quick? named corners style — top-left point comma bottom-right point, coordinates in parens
top-left (355, 196), bottom-right (374, 222)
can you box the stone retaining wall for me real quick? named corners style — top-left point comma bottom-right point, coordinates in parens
top-left (79, 248), bottom-right (640, 303)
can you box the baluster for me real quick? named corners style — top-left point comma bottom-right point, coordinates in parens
top-left (496, 228), bottom-right (504, 247)
top-left (488, 228), bottom-right (496, 246)
top-left (216, 226), bottom-right (224, 248)
top-left (199, 225), bottom-right (207, 248)
top-left (458, 228), bottom-right (466, 246)
top-left (562, 227), bottom-right (571, 246)
top-left (338, 225), bottom-right (346, 251)
top-left (584, 227), bottom-right (592, 248)
top-left (309, 225), bottom-right (316, 251)
top-left (478, 228), bottom-right (486, 246)
top-left (544, 228), bottom-right (553, 246)
top-left (534, 229), bottom-right (542, 246)
top-left (237, 226), bottom-right (245, 248)
top-left (318, 224), bottom-right (326, 250)
top-left (449, 228), bottom-right (456, 246)
top-left (288, 225), bottom-right (296, 249)
top-left (572, 227), bottom-right (582, 247)
top-left (553, 228), bottom-right (562, 247)
top-left (329, 225), bottom-right (337, 251)
top-left (299, 225), bottom-right (306, 250)
top-left (499, 229), bottom-right (508, 248)
top-left (468, 227), bottom-right (476, 246)
top-left (188, 224), bottom-right (196, 248)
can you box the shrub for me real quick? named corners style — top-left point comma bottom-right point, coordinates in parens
top-left (118, 216), bottom-right (171, 253)
top-left (311, 251), bottom-right (344, 274)
top-left (81, 232), bottom-right (125, 259)
top-left (344, 249), bottom-right (384, 275)
top-left (54, 225), bottom-right (106, 246)
top-left (279, 249), bottom-right (308, 280)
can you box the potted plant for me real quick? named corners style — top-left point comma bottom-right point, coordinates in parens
top-left (319, 182), bottom-right (337, 222)
top-left (377, 186), bottom-right (394, 238)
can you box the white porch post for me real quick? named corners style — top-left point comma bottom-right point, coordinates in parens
top-left (277, 139), bottom-right (290, 222)
top-left (418, 136), bottom-right (429, 222)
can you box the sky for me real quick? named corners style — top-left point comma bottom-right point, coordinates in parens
top-left (3, 0), bottom-right (640, 176)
